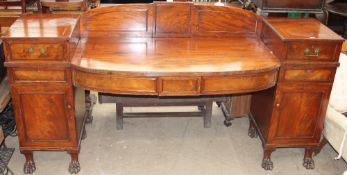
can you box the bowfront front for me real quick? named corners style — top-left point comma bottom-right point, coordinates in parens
top-left (2, 2), bottom-right (344, 174)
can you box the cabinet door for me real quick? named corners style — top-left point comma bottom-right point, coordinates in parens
top-left (11, 85), bottom-right (77, 148)
top-left (270, 83), bottom-right (331, 145)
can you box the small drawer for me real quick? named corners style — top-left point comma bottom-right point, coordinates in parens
top-left (73, 70), bottom-right (158, 95)
top-left (286, 42), bottom-right (338, 61)
top-left (159, 77), bottom-right (201, 96)
top-left (12, 69), bottom-right (68, 83)
top-left (11, 43), bottom-right (64, 60)
top-left (280, 68), bottom-right (335, 82)
top-left (202, 71), bottom-right (277, 94)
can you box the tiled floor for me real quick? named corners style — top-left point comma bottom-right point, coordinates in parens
top-left (5, 102), bottom-right (347, 175)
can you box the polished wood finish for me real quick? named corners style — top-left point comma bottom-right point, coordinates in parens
top-left (3, 14), bottom-right (86, 174)
top-left (250, 17), bottom-right (344, 171)
top-left (2, 2), bottom-right (343, 173)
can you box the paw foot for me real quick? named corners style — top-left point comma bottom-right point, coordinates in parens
top-left (224, 120), bottom-right (232, 127)
top-left (68, 160), bottom-right (80, 174)
top-left (24, 160), bottom-right (36, 174)
top-left (303, 157), bottom-right (315, 169)
top-left (262, 158), bottom-right (273, 171)
top-left (248, 127), bottom-right (258, 138)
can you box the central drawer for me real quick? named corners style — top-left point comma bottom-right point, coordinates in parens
top-left (158, 77), bottom-right (201, 96)
top-left (10, 43), bottom-right (64, 60)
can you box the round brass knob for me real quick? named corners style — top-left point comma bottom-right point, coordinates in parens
top-left (28, 48), bottom-right (34, 54)
top-left (67, 105), bottom-right (72, 109)
top-left (276, 103), bottom-right (280, 108)
top-left (40, 48), bottom-right (46, 54)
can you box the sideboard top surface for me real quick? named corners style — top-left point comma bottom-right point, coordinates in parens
top-left (3, 14), bottom-right (80, 39)
top-left (264, 17), bottom-right (344, 41)
top-left (71, 37), bottom-right (280, 76)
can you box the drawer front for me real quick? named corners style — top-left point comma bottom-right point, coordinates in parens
top-left (159, 77), bottom-right (201, 96)
top-left (286, 42), bottom-right (337, 61)
top-left (280, 68), bottom-right (335, 82)
top-left (11, 43), bottom-right (64, 60)
top-left (11, 69), bottom-right (69, 84)
top-left (202, 70), bottom-right (277, 94)
top-left (73, 70), bottom-right (157, 95)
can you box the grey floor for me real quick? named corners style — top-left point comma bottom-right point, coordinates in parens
top-left (5, 99), bottom-right (347, 175)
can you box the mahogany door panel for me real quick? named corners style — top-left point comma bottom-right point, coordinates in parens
top-left (11, 85), bottom-right (76, 148)
top-left (269, 83), bottom-right (331, 144)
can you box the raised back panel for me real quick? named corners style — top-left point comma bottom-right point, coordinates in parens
top-left (82, 4), bottom-right (154, 37)
top-left (192, 5), bottom-right (258, 37)
top-left (154, 2), bottom-right (192, 37)
top-left (81, 2), bottom-right (258, 38)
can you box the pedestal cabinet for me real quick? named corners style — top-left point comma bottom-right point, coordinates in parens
top-left (2, 14), bottom-right (87, 174)
top-left (249, 17), bottom-right (344, 170)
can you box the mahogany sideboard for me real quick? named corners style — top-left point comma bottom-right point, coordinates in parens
top-left (2, 2), bottom-right (344, 174)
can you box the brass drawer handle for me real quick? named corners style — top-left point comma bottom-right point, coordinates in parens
top-left (40, 48), bottom-right (46, 54)
top-left (304, 47), bottom-right (320, 57)
top-left (28, 48), bottom-right (34, 54)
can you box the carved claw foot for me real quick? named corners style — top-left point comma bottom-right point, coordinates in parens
top-left (303, 157), bottom-right (315, 169)
top-left (224, 120), bottom-right (232, 127)
top-left (248, 127), bottom-right (258, 138)
top-left (262, 158), bottom-right (273, 171)
top-left (24, 160), bottom-right (36, 174)
top-left (68, 160), bottom-right (81, 174)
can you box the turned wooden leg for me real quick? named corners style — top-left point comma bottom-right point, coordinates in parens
top-left (262, 148), bottom-right (274, 171)
top-left (68, 151), bottom-right (80, 174)
top-left (314, 137), bottom-right (328, 156)
top-left (248, 118), bottom-right (258, 138)
top-left (303, 148), bottom-right (315, 169)
top-left (204, 102), bottom-right (212, 128)
top-left (116, 104), bottom-right (123, 130)
top-left (23, 151), bottom-right (36, 174)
